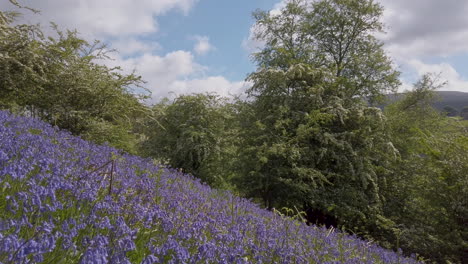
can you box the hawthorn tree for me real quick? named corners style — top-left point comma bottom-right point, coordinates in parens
top-left (0, 5), bottom-right (148, 153)
top-left (141, 93), bottom-right (240, 188)
top-left (237, 0), bottom-right (400, 237)
top-left (251, 0), bottom-right (400, 102)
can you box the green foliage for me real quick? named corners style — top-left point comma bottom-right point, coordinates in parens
top-left (384, 74), bottom-right (468, 263)
top-left (2, 2), bottom-right (466, 262)
top-left (461, 106), bottom-right (468, 120)
top-left (237, 63), bottom-right (396, 238)
top-left (0, 6), bottom-right (149, 154)
top-left (141, 93), bottom-right (239, 188)
top-left (443, 105), bottom-right (458, 117)
top-left (237, 0), bottom-right (399, 239)
top-left (237, 2), bottom-right (468, 262)
top-left (251, 0), bottom-right (400, 102)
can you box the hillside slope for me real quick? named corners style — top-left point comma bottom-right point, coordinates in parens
top-left (432, 91), bottom-right (468, 111)
top-left (384, 91), bottom-right (468, 111)
top-left (0, 110), bottom-right (420, 263)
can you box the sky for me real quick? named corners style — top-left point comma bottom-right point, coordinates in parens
top-left (2, 0), bottom-right (468, 102)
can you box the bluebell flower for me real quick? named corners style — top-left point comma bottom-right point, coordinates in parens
top-left (0, 110), bottom-right (421, 264)
top-left (141, 254), bottom-right (159, 264)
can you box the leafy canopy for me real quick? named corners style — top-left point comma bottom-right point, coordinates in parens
top-left (251, 0), bottom-right (400, 102)
top-left (141, 93), bottom-right (239, 188)
top-left (0, 5), bottom-right (149, 153)
top-left (241, 0), bottom-right (398, 211)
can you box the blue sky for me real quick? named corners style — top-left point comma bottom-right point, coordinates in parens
top-left (2, 0), bottom-right (468, 101)
top-left (151, 0), bottom-right (276, 80)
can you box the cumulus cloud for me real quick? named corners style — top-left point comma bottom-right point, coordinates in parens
top-left (379, 0), bottom-right (468, 59)
top-left (110, 37), bottom-right (161, 57)
top-left (103, 50), bottom-right (201, 98)
top-left (251, 0), bottom-right (468, 93)
top-left (1, 0), bottom-right (198, 38)
top-left (241, 0), bottom-right (289, 53)
top-left (169, 77), bottom-right (251, 98)
top-left (243, 0), bottom-right (468, 59)
top-left (376, 0), bottom-right (468, 92)
top-left (404, 60), bottom-right (468, 93)
top-left (241, 24), bottom-right (266, 53)
top-left (1, 0), bottom-right (250, 101)
top-left (101, 50), bottom-right (249, 102)
top-left (193, 35), bottom-right (214, 55)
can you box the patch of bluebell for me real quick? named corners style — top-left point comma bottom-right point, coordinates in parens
top-left (0, 110), bottom-right (420, 263)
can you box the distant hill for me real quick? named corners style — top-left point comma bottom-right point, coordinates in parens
top-left (432, 91), bottom-right (468, 112)
top-left (383, 91), bottom-right (468, 112)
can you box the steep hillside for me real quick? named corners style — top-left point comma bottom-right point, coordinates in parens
top-left (0, 110), bottom-right (420, 263)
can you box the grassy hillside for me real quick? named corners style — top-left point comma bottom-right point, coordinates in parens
top-left (0, 110), bottom-right (420, 263)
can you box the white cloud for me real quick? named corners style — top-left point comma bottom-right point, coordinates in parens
top-left (254, 0), bottom-right (468, 58)
top-left (270, 1), bottom-right (288, 16)
top-left (2, 0), bottom-right (250, 101)
top-left (404, 60), bottom-right (468, 93)
top-left (375, 0), bottom-right (468, 93)
top-left (379, 0), bottom-right (468, 59)
top-left (1, 0), bottom-right (198, 38)
top-left (101, 50), bottom-right (248, 102)
top-left (253, 0), bottom-right (468, 93)
top-left (110, 37), bottom-right (161, 56)
top-left (249, 0), bottom-right (468, 59)
top-left (108, 51), bottom-right (202, 98)
top-left (193, 35), bottom-right (214, 55)
top-left (241, 0), bottom-right (290, 53)
top-left (169, 77), bottom-right (251, 98)
top-left (241, 24), bottom-right (266, 53)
